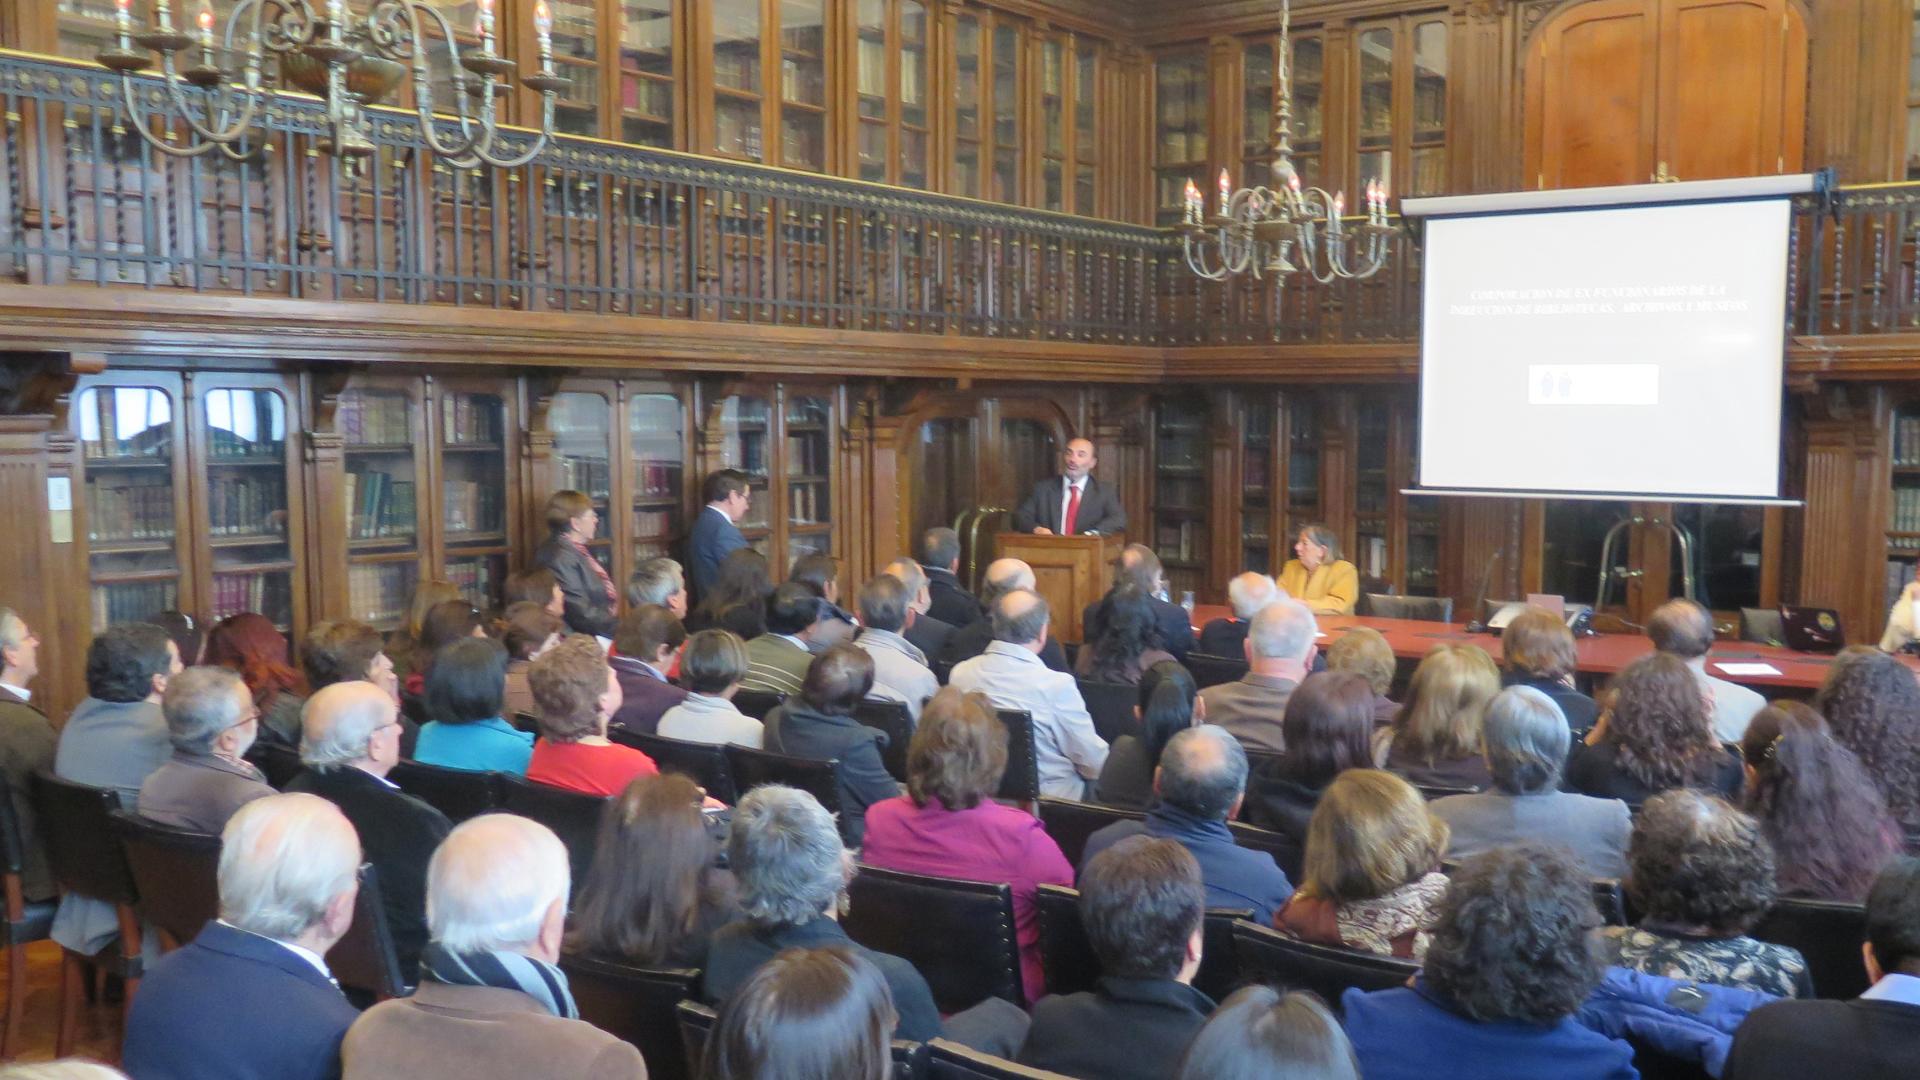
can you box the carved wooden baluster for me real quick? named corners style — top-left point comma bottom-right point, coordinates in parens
top-left (1871, 211), bottom-right (1888, 333)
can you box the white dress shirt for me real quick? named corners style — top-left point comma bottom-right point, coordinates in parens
top-left (1686, 657), bottom-right (1766, 743)
top-left (949, 640), bottom-right (1108, 799)
top-left (1059, 476), bottom-right (1089, 534)
top-left (218, 920), bottom-right (335, 982)
top-left (0, 682), bottom-right (28, 702)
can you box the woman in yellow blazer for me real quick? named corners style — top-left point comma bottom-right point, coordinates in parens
top-left (1278, 523), bottom-right (1360, 616)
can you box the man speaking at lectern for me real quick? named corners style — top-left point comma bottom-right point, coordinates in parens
top-left (1013, 438), bottom-right (1128, 537)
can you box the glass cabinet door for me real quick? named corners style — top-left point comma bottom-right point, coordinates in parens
top-left (341, 387), bottom-right (421, 630)
top-left (991, 22), bottom-right (1022, 202)
top-left (783, 394), bottom-right (833, 564)
top-left (711, 0), bottom-right (765, 159)
top-left (717, 394), bottom-right (773, 553)
top-left (1283, 394), bottom-right (1321, 548)
top-left (779, 0), bottom-right (828, 171)
top-left (1074, 43), bottom-right (1098, 214)
top-left (1352, 16), bottom-right (1450, 199)
top-left (1040, 38), bottom-right (1066, 211)
top-left (1154, 51), bottom-right (1209, 225)
top-left (202, 387), bottom-right (294, 629)
top-left (440, 390), bottom-right (509, 610)
top-left (550, 392), bottom-right (615, 573)
top-left (1154, 400), bottom-right (1209, 599)
top-left (79, 385), bottom-right (183, 632)
top-left (899, 2), bottom-right (929, 188)
top-left (952, 13), bottom-right (984, 198)
top-left (1409, 18), bottom-right (1449, 196)
top-left (1244, 34), bottom-right (1325, 192)
top-left (547, 0), bottom-right (603, 136)
top-left (620, 0), bottom-right (677, 147)
top-left (1355, 25), bottom-right (1395, 195)
top-left (1355, 399), bottom-right (1391, 585)
top-left (628, 392), bottom-right (686, 563)
top-left (1241, 398), bottom-right (1274, 575)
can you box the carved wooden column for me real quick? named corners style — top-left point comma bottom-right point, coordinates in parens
top-left (1091, 391), bottom-right (1148, 549)
top-left (1456, 0), bottom-right (1518, 194)
top-left (1796, 383), bottom-right (1891, 644)
top-left (839, 387), bottom-right (877, 583)
top-left (303, 365), bottom-right (353, 623)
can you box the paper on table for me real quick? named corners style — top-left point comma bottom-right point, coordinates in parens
top-left (1714, 662), bottom-right (1782, 677)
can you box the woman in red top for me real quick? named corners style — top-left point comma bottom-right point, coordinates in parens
top-left (525, 635), bottom-right (658, 796)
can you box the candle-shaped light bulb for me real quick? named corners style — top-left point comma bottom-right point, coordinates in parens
top-left (1333, 192), bottom-right (1344, 218)
top-left (197, 0), bottom-right (214, 51)
top-left (114, 0), bottom-right (132, 35)
top-left (476, 0), bottom-right (495, 42)
top-left (534, 0), bottom-right (554, 64)
top-left (1217, 167), bottom-right (1231, 209)
top-left (1183, 179), bottom-right (1200, 224)
top-left (1375, 179), bottom-right (1388, 223)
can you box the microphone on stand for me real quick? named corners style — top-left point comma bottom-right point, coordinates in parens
top-left (1463, 547), bottom-right (1505, 633)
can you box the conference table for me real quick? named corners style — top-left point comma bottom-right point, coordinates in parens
top-left (1185, 606), bottom-right (1909, 694)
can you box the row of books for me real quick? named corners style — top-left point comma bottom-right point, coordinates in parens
top-left (1888, 559), bottom-right (1914, 611)
top-left (633, 510), bottom-right (675, 539)
top-left (91, 581), bottom-right (177, 633)
top-left (440, 394), bottom-right (504, 445)
top-left (786, 435), bottom-right (828, 476)
top-left (788, 484), bottom-right (828, 525)
top-left (209, 476), bottom-right (287, 537)
top-left (340, 394), bottom-right (411, 446)
top-left (443, 479), bottom-right (504, 537)
top-left (209, 423), bottom-right (281, 459)
top-left (557, 456), bottom-right (613, 501)
top-left (447, 558), bottom-right (500, 608)
top-left (1156, 521), bottom-right (1207, 563)
top-left (84, 403), bottom-right (170, 459)
top-left (1894, 416), bottom-right (1920, 465)
top-left (87, 480), bottom-right (175, 543)
top-left (348, 562), bottom-right (416, 627)
top-left (1893, 486), bottom-right (1920, 533)
top-left (210, 572), bottom-right (292, 626)
top-left (634, 461), bottom-right (681, 498)
top-left (344, 471), bottom-right (418, 541)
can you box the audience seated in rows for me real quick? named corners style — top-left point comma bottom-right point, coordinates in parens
top-left (1724, 856), bottom-right (1920, 1080)
top-left (301, 618), bottom-right (400, 703)
top-left (499, 602), bottom-right (564, 723)
top-left (1341, 844), bottom-right (1636, 1080)
top-left (1650, 598), bottom-right (1766, 742)
top-left (1277, 523), bottom-right (1360, 617)
top-left (764, 645), bottom-right (900, 847)
top-left (1095, 660), bottom-right (1203, 810)
top-left (504, 566), bottom-right (567, 621)
top-left (920, 526), bottom-right (981, 629)
top-left (1084, 725), bottom-right (1294, 922)
top-left (533, 490), bottom-right (621, 639)
top-left (1075, 584), bottom-right (1177, 686)
top-left (1566, 652), bottom-right (1744, 806)
top-left (950, 588), bottom-right (1108, 799)
top-left (883, 556), bottom-right (955, 664)
top-left (1498, 607), bottom-right (1599, 733)
top-left (137, 664), bottom-right (274, 832)
top-left (124, 793), bottom-right (361, 1080)
top-left (656, 629), bottom-right (765, 748)
top-left (413, 636), bottom-right (534, 776)
top-left (1274, 769), bottom-right (1449, 960)
top-left (526, 635), bottom-right (660, 797)
top-left (1741, 701), bottom-right (1901, 901)
top-left (1240, 671), bottom-right (1376, 840)
top-left (1176, 986), bottom-right (1360, 1080)
top-left (1017, 836), bottom-right (1215, 1080)
top-left (0, 607), bottom-right (57, 903)
top-left (1081, 545), bottom-right (1194, 662)
top-left (701, 945), bottom-right (896, 1080)
top-left (608, 604), bottom-right (689, 735)
top-left (1597, 788), bottom-right (1811, 998)
top-left (1200, 599), bottom-right (1318, 755)
top-left (1430, 685), bottom-right (1630, 879)
top-left (1813, 645), bottom-right (1920, 847)
top-left (685, 548), bottom-right (771, 642)
top-left (1372, 643), bottom-right (1498, 791)
top-left (386, 579), bottom-right (462, 685)
top-left (704, 784), bottom-right (1028, 1054)
top-left (566, 772), bottom-right (738, 969)
top-left (52, 622), bottom-right (182, 956)
top-left (207, 612), bottom-right (308, 747)
top-left (289, 680), bottom-right (451, 980)
top-left (626, 556), bottom-right (689, 620)
top-left (343, 814), bottom-right (646, 1080)
top-left (1197, 572), bottom-right (1280, 659)
top-left (404, 599), bottom-right (488, 704)
top-left (853, 573), bottom-right (939, 720)
top-left (861, 687), bottom-right (1073, 1003)
top-left (938, 557), bottom-right (1072, 674)
top-left (1324, 627), bottom-right (1399, 728)
top-left (788, 554), bottom-right (858, 652)
top-left (740, 584), bottom-right (828, 697)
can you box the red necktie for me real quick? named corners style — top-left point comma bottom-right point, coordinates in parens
top-left (1064, 483), bottom-right (1082, 535)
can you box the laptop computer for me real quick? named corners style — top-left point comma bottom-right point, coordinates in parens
top-left (1779, 606), bottom-right (1845, 654)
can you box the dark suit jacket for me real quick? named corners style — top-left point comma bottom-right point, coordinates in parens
top-left (1012, 475), bottom-right (1128, 535)
top-left (903, 612), bottom-right (953, 663)
top-left (531, 534), bottom-right (617, 638)
top-left (123, 921), bottom-right (361, 1080)
top-left (1018, 976), bottom-right (1215, 1080)
top-left (1505, 673), bottom-right (1600, 734)
top-left (923, 566), bottom-right (980, 628)
top-left (705, 916), bottom-right (943, 1043)
top-left (1724, 994), bottom-right (1920, 1080)
top-left (1083, 593), bottom-right (1196, 662)
top-left (688, 505), bottom-right (748, 602)
top-left (763, 703), bottom-right (900, 847)
top-left (608, 655), bottom-right (688, 736)
top-left (0, 690), bottom-right (57, 901)
top-left (938, 617), bottom-right (1070, 676)
top-left (287, 766), bottom-right (451, 981)
top-left (1197, 617), bottom-right (1249, 657)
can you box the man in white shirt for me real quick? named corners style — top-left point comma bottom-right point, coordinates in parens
top-left (949, 588), bottom-right (1108, 799)
top-left (854, 574), bottom-right (939, 721)
top-left (1012, 438), bottom-right (1127, 537)
top-left (1647, 599), bottom-right (1764, 743)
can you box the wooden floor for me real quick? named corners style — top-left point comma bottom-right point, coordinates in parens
top-left (2, 941), bottom-right (124, 1066)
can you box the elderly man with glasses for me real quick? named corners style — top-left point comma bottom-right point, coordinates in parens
top-left (137, 665), bottom-right (275, 833)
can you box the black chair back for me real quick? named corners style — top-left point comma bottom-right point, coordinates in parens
top-left (499, 778), bottom-right (611, 891)
top-left (1592, 879), bottom-right (1628, 926)
top-left (1231, 921), bottom-right (1420, 1014)
top-left (1242, 747), bottom-right (1285, 776)
top-left (679, 1000), bottom-right (929, 1080)
top-left (1227, 820), bottom-right (1304, 884)
top-left (1074, 680), bottom-right (1141, 745)
top-left (1184, 652), bottom-right (1249, 689)
top-left (724, 744), bottom-right (843, 815)
top-left (326, 863), bottom-right (409, 1001)
top-left (1364, 595), bottom-right (1454, 623)
top-left (853, 698), bottom-right (915, 782)
top-left (31, 773), bottom-right (137, 907)
top-left (245, 741), bottom-right (305, 789)
top-left (1034, 884), bottom-right (1099, 998)
top-left (0, 772), bottom-right (33, 881)
top-left (1414, 783), bottom-right (1479, 802)
top-left (732, 689), bottom-right (785, 721)
top-left (926, 1039), bottom-right (1074, 1079)
top-left (109, 811), bottom-right (220, 950)
top-left (559, 952), bottom-right (700, 1080)
top-left (1196, 908), bottom-right (1253, 1002)
top-left (1753, 897), bottom-right (1869, 999)
top-left (844, 864), bottom-right (1024, 1010)
top-left (389, 759), bottom-right (508, 823)
top-left (994, 710), bottom-right (1040, 802)
top-left (1035, 797), bottom-right (1142, 868)
top-left (612, 729), bottom-right (739, 804)
top-left (511, 711), bottom-right (542, 734)
top-left (1738, 607), bottom-right (1786, 646)
top-left (1625, 1034), bottom-right (1716, 1080)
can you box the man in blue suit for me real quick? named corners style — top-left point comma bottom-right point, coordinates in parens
top-left (689, 468), bottom-right (753, 601)
top-left (123, 792), bottom-right (364, 1080)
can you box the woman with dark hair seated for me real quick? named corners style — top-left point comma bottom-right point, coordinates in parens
top-left (386, 579), bottom-right (462, 685)
top-left (686, 548), bottom-right (772, 641)
top-left (1741, 701), bottom-right (1901, 901)
top-left (412, 636), bottom-right (532, 775)
top-left (700, 945), bottom-right (897, 1080)
top-left (764, 644), bottom-right (900, 847)
top-left (1813, 645), bottom-right (1920, 847)
top-left (1342, 844), bottom-right (1636, 1080)
top-left (206, 611), bottom-right (308, 746)
top-left (1095, 660), bottom-right (1201, 810)
top-left (1598, 789), bottom-right (1811, 998)
top-left (1498, 606), bottom-right (1599, 733)
top-left (658, 629), bottom-right (765, 748)
top-left (1176, 986), bottom-right (1360, 1080)
top-left (1274, 769), bottom-right (1450, 960)
top-left (861, 687), bottom-right (1073, 1005)
top-left (1567, 652), bottom-right (1743, 807)
top-left (567, 773), bottom-right (738, 969)
top-left (1241, 671), bottom-right (1377, 840)
top-left (1074, 585), bottom-right (1175, 685)
top-left (398, 598), bottom-right (487, 706)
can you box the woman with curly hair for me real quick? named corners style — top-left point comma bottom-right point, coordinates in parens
top-left (1073, 584), bottom-right (1174, 685)
top-left (205, 611), bottom-right (307, 745)
top-left (1274, 769), bottom-right (1451, 960)
top-left (1741, 701), bottom-right (1901, 901)
top-left (1372, 644), bottom-right (1500, 791)
top-left (1565, 652), bottom-right (1742, 807)
top-left (1814, 645), bottom-right (1920, 846)
top-left (1598, 789), bottom-right (1811, 998)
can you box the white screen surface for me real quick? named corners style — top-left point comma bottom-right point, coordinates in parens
top-left (1417, 198), bottom-right (1790, 500)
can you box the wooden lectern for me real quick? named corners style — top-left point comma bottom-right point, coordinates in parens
top-left (996, 532), bottom-right (1124, 643)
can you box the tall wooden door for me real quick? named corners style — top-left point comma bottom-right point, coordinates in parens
top-left (1524, 0), bottom-right (1660, 189)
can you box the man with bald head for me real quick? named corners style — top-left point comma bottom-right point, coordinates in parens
top-left (1647, 598), bottom-right (1764, 742)
top-left (1199, 572), bottom-right (1282, 657)
top-left (1013, 436), bottom-right (1128, 537)
top-left (885, 556), bottom-right (955, 661)
top-left (289, 680), bottom-right (451, 979)
top-left (1080, 725), bottom-right (1294, 922)
top-left (1200, 598), bottom-right (1318, 754)
top-left (939, 557), bottom-right (1072, 673)
top-left (1082, 543), bottom-right (1196, 661)
top-left (950, 588), bottom-right (1107, 799)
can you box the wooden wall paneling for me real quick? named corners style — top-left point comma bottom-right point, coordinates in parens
top-left (1796, 383), bottom-right (1890, 644)
top-left (1656, 0), bottom-right (1805, 179)
top-left (1320, 389), bottom-right (1357, 559)
top-left (304, 367), bottom-right (351, 623)
top-left (1522, 0), bottom-right (1659, 189)
top-left (1444, 495), bottom-right (1522, 618)
top-left (1204, 387), bottom-right (1240, 601)
top-left (1090, 389), bottom-right (1150, 551)
top-left (1806, 0), bottom-right (1907, 184)
top-left (0, 351), bottom-right (92, 719)
top-left (1456, 0), bottom-right (1512, 194)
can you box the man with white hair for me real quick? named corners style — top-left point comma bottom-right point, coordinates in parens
top-left (123, 793), bottom-right (363, 1080)
top-left (343, 815), bottom-right (644, 1080)
top-left (884, 556), bottom-right (954, 661)
top-left (626, 555), bottom-right (688, 618)
top-left (950, 588), bottom-right (1108, 799)
top-left (0, 607), bottom-right (56, 903)
top-left (137, 665), bottom-right (274, 833)
top-left (1199, 599), bottom-right (1317, 754)
top-left (937, 557), bottom-right (1072, 673)
top-left (289, 680), bottom-right (450, 980)
top-left (1198, 572), bottom-right (1281, 657)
